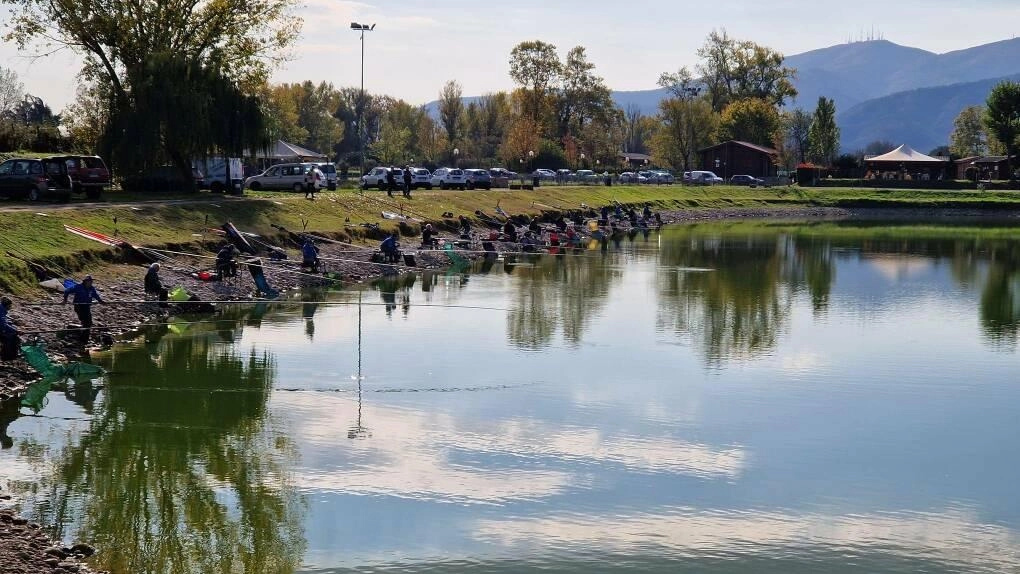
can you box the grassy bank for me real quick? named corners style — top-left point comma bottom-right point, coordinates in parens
top-left (2, 183), bottom-right (1020, 294)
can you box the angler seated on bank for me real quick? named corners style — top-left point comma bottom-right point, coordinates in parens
top-left (301, 239), bottom-right (321, 272)
top-left (216, 245), bottom-right (239, 279)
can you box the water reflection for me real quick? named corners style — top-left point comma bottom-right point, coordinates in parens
top-left (655, 222), bottom-right (1020, 360)
top-left (507, 253), bottom-right (623, 349)
top-left (34, 318), bottom-right (305, 574)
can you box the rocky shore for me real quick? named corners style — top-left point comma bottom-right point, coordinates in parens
top-left (0, 504), bottom-right (101, 574)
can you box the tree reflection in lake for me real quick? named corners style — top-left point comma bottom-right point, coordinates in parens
top-left (42, 318), bottom-right (305, 574)
top-left (507, 251), bottom-right (624, 349)
top-left (656, 227), bottom-right (797, 365)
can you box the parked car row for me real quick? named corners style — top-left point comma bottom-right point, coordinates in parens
top-left (0, 155), bottom-right (111, 202)
top-left (619, 170), bottom-right (675, 184)
top-left (357, 166), bottom-right (507, 191)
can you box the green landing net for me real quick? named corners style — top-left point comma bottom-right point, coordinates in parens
top-left (19, 344), bottom-right (105, 412)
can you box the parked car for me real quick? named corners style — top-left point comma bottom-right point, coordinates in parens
top-left (489, 168), bottom-right (518, 179)
top-left (317, 163), bottom-right (338, 190)
top-left (409, 168), bottom-right (432, 189)
top-left (244, 163), bottom-right (324, 191)
top-left (431, 167), bottom-right (466, 190)
top-left (464, 169), bottom-right (492, 190)
top-left (686, 170), bottom-right (725, 185)
top-left (0, 157), bottom-right (72, 201)
top-left (619, 171), bottom-right (647, 184)
top-left (643, 170), bottom-right (675, 184)
top-left (533, 168), bottom-right (557, 181)
top-left (574, 169), bottom-right (598, 183)
top-left (48, 155), bottom-right (110, 199)
top-left (730, 174), bottom-right (765, 187)
top-left (359, 166), bottom-right (405, 190)
top-left (556, 169), bottom-right (574, 182)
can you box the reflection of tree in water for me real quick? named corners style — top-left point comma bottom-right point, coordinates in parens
top-left (657, 232), bottom-right (792, 364)
top-left (507, 252), bottom-right (623, 349)
top-left (44, 327), bottom-right (305, 574)
top-left (976, 244), bottom-right (1020, 350)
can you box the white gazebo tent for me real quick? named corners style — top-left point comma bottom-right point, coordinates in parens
top-left (864, 144), bottom-right (950, 180)
top-left (254, 140), bottom-right (328, 162)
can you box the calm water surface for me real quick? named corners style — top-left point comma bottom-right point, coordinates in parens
top-left (2, 220), bottom-right (1020, 573)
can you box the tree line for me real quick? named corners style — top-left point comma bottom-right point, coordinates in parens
top-left (4, 0), bottom-right (851, 182)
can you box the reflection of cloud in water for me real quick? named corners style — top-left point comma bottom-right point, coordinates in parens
top-left (867, 255), bottom-right (934, 282)
top-left (475, 507), bottom-right (1020, 572)
top-left (465, 420), bottom-right (744, 479)
top-left (282, 394), bottom-right (744, 504)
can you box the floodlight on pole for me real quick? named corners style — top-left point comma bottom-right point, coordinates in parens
top-left (350, 22), bottom-right (376, 185)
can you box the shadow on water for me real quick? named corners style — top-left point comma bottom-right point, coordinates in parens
top-left (18, 308), bottom-right (307, 574)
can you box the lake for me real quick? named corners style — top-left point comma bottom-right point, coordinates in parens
top-left (2, 219), bottom-right (1020, 573)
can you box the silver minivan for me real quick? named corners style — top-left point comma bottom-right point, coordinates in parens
top-left (244, 163), bottom-right (324, 191)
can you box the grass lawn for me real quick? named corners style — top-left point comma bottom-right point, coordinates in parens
top-left (1, 182), bottom-right (1020, 293)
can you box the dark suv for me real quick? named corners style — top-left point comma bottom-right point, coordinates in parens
top-left (49, 155), bottom-right (111, 199)
top-left (0, 158), bottom-right (72, 201)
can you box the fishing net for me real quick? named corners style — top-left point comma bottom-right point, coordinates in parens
top-left (19, 344), bottom-right (106, 412)
top-left (443, 244), bottom-right (470, 269)
top-left (169, 286), bottom-right (191, 302)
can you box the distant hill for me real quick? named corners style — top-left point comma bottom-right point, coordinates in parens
top-left (837, 74), bottom-right (1020, 153)
top-left (786, 38), bottom-right (1020, 112)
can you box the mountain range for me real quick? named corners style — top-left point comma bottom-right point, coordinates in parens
top-left (429, 38), bottom-right (1020, 155)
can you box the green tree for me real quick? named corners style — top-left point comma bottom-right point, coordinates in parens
top-left (373, 118), bottom-right (412, 165)
top-left (984, 81), bottom-right (1020, 178)
top-left (63, 82), bottom-right (111, 153)
top-left (656, 67), bottom-right (718, 171)
top-left (5, 0), bottom-right (299, 182)
top-left (808, 96), bottom-right (840, 166)
top-left (509, 41), bottom-right (561, 127)
top-left (696, 29), bottom-right (797, 112)
top-left (557, 46), bottom-right (614, 140)
top-left (718, 98), bottom-right (780, 147)
top-left (652, 97), bottom-right (717, 172)
top-left (950, 105), bottom-right (990, 157)
top-left (783, 109), bottom-right (812, 163)
top-left (438, 80), bottom-right (465, 148)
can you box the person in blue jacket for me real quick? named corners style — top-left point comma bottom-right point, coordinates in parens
top-left (63, 275), bottom-right (104, 342)
top-left (302, 239), bottom-right (320, 271)
top-left (380, 231), bottom-right (400, 263)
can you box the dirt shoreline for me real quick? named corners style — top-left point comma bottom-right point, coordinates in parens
top-left (2, 203), bottom-right (1020, 573)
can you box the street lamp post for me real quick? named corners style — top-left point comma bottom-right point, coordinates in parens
top-left (350, 22), bottom-right (376, 185)
top-left (528, 150), bottom-right (535, 172)
top-left (453, 147), bottom-right (460, 169)
top-left (580, 153), bottom-right (585, 171)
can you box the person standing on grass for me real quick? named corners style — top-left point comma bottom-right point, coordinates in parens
top-left (63, 275), bottom-right (104, 342)
top-left (386, 168), bottom-right (397, 197)
top-left (402, 166), bottom-right (413, 198)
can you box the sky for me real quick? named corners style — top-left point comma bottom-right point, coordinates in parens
top-left (1, 0), bottom-right (1019, 112)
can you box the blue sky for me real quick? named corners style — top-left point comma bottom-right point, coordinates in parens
top-left (1, 0), bottom-right (1018, 111)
